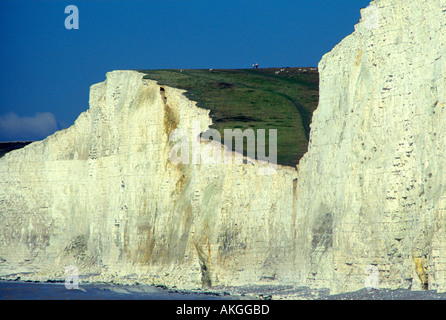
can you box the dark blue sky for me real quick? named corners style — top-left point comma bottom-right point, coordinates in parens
top-left (0, 0), bottom-right (371, 142)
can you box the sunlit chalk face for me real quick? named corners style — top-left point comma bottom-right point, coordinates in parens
top-left (363, 4), bottom-right (379, 30)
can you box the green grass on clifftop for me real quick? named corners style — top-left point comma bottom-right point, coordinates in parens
top-left (138, 68), bottom-right (319, 167)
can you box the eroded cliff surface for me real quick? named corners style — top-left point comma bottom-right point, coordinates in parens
top-left (294, 0), bottom-right (446, 292)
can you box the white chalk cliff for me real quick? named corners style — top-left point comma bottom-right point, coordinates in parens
top-left (0, 71), bottom-right (299, 289)
top-left (294, 0), bottom-right (446, 292)
top-left (1, 0), bottom-right (445, 294)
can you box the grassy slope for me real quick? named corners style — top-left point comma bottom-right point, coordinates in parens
top-left (138, 68), bottom-right (319, 167)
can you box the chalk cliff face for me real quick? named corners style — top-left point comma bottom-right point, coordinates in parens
top-left (1, 0), bottom-right (445, 294)
top-left (294, 0), bottom-right (446, 292)
top-left (0, 70), bottom-right (300, 288)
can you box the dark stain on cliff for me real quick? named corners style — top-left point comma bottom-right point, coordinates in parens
top-left (136, 224), bottom-right (156, 264)
top-left (160, 87), bottom-right (179, 136)
top-left (62, 234), bottom-right (96, 267)
top-left (311, 212), bottom-right (333, 252)
top-left (218, 227), bottom-right (246, 257)
top-left (195, 243), bottom-right (212, 288)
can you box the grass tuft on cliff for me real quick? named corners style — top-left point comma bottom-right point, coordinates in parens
top-left (138, 68), bottom-right (319, 167)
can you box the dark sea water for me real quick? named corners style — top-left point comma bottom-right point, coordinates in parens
top-left (0, 281), bottom-right (229, 300)
top-left (2, 280), bottom-right (446, 301)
